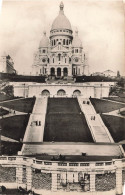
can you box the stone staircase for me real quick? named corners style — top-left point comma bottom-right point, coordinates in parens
top-left (21, 97), bottom-right (48, 155)
top-left (77, 97), bottom-right (114, 143)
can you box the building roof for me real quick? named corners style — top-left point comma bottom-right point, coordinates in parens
top-left (72, 30), bottom-right (82, 48)
top-left (51, 2), bottom-right (72, 31)
top-left (39, 31), bottom-right (49, 48)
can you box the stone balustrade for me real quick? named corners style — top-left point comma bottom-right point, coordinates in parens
top-left (0, 156), bottom-right (124, 194)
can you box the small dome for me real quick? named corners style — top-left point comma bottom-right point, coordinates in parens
top-left (72, 30), bottom-right (82, 48)
top-left (51, 2), bottom-right (72, 31)
top-left (39, 31), bottom-right (49, 48)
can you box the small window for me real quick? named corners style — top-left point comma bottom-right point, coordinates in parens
top-left (75, 58), bottom-right (78, 62)
top-left (43, 49), bottom-right (46, 53)
top-left (42, 58), bottom-right (46, 63)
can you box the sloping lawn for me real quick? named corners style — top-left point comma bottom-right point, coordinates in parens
top-left (47, 98), bottom-right (81, 113)
top-left (104, 97), bottom-right (125, 103)
top-left (0, 107), bottom-right (9, 116)
top-left (101, 114), bottom-right (125, 142)
top-left (0, 97), bottom-right (35, 113)
top-left (90, 98), bottom-right (125, 113)
top-left (44, 98), bottom-right (93, 142)
top-left (1, 141), bottom-right (22, 155)
top-left (1, 114), bottom-right (30, 141)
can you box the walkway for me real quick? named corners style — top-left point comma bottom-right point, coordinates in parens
top-left (0, 97), bottom-right (25, 103)
top-left (21, 142), bottom-right (122, 156)
top-left (103, 107), bottom-right (125, 119)
top-left (0, 106), bottom-right (27, 119)
top-left (1, 135), bottom-right (19, 142)
top-left (21, 97), bottom-right (48, 154)
top-left (77, 97), bottom-right (114, 143)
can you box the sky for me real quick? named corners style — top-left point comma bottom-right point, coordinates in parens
top-left (0, 0), bottom-right (125, 75)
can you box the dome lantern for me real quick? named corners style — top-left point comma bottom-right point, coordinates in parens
top-left (60, 1), bottom-right (64, 13)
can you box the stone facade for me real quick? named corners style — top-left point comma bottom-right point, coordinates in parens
top-left (13, 82), bottom-right (112, 98)
top-left (32, 2), bottom-right (88, 77)
top-left (0, 156), bottom-right (124, 194)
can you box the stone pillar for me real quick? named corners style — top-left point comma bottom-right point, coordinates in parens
top-left (67, 172), bottom-right (73, 183)
top-left (55, 69), bottom-right (57, 76)
top-left (115, 159), bottom-right (123, 195)
top-left (90, 172), bottom-right (95, 192)
top-left (51, 172), bottom-right (57, 192)
top-left (116, 168), bottom-right (122, 195)
top-left (26, 166), bottom-right (32, 190)
top-left (61, 172), bottom-right (67, 184)
top-left (16, 165), bottom-right (23, 188)
top-left (74, 172), bottom-right (78, 183)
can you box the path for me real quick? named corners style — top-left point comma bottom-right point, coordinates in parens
top-left (0, 97), bottom-right (25, 103)
top-left (21, 142), bottom-right (122, 156)
top-left (0, 106), bottom-right (27, 119)
top-left (1, 135), bottom-right (19, 142)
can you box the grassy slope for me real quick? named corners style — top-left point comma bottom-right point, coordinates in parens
top-left (0, 98), bottom-right (35, 113)
top-left (90, 98), bottom-right (125, 113)
top-left (1, 114), bottom-right (30, 141)
top-left (44, 98), bottom-right (93, 142)
top-left (101, 114), bottom-right (125, 142)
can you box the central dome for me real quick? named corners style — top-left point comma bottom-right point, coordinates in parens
top-left (51, 2), bottom-right (72, 31)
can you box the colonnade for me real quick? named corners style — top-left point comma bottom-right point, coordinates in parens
top-left (15, 165), bottom-right (123, 194)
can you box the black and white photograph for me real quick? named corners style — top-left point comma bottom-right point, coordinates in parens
top-left (0, 0), bottom-right (125, 194)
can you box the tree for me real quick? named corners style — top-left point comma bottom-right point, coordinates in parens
top-left (117, 71), bottom-right (120, 78)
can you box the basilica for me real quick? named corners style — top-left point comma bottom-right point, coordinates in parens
top-left (32, 2), bottom-right (88, 77)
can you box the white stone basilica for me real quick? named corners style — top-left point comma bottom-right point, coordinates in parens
top-left (32, 2), bottom-right (89, 77)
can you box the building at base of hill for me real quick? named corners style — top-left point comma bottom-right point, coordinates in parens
top-left (0, 52), bottom-right (16, 74)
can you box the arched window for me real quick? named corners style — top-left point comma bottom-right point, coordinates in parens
top-left (63, 68), bottom-right (68, 76)
top-left (66, 40), bottom-right (68, 45)
top-left (54, 40), bottom-right (55, 45)
top-left (41, 90), bottom-right (50, 96)
top-left (57, 89), bottom-right (66, 96)
top-left (53, 58), bottom-right (54, 63)
top-left (73, 90), bottom-right (81, 96)
top-left (51, 67), bottom-right (55, 76)
top-left (63, 39), bottom-right (65, 45)
top-left (57, 68), bottom-right (61, 76)
top-left (65, 58), bottom-right (66, 63)
top-left (58, 54), bottom-right (61, 61)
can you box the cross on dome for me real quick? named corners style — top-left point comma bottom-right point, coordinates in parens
top-left (60, 1), bottom-right (64, 10)
top-left (59, 1), bottom-right (64, 14)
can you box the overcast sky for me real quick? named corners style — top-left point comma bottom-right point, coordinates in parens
top-left (0, 0), bottom-right (125, 75)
